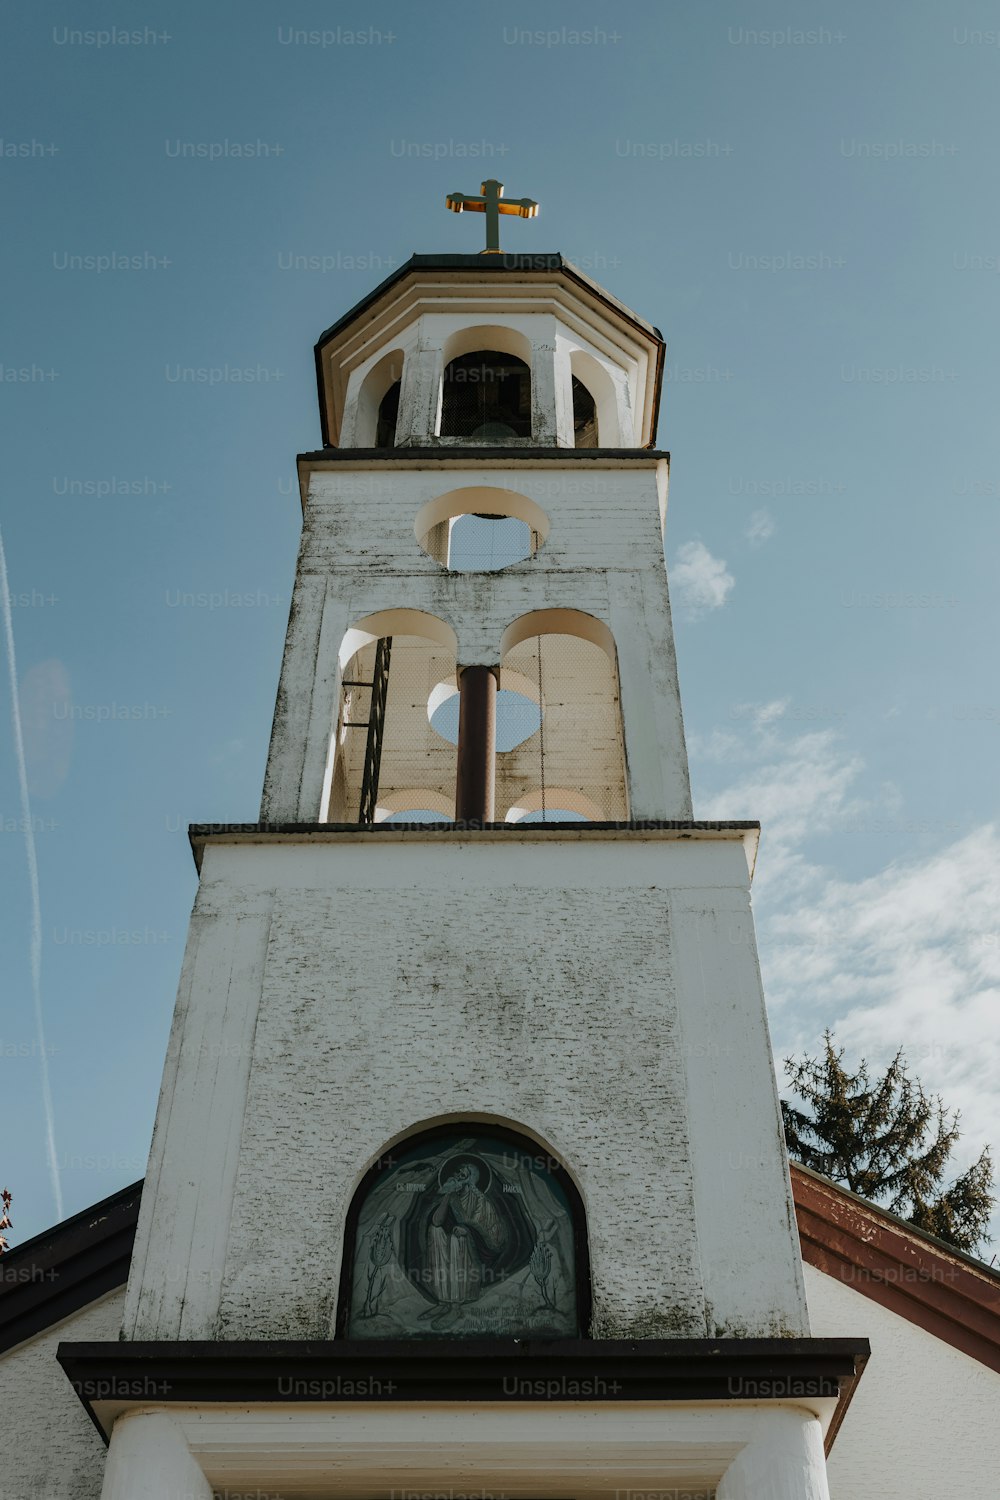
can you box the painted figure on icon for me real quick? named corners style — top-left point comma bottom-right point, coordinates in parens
top-left (422, 1157), bottom-right (509, 1327)
top-left (344, 1132), bottom-right (579, 1338)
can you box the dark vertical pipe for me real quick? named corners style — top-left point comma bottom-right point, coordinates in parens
top-left (454, 665), bottom-right (498, 824)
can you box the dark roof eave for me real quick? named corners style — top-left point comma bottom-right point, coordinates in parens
top-left (297, 446), bottom-right (670, 465)
top-left (57, 1336), bottom-right (869, 1446)
top-left (313, 253), bottom-right (663, 352)
top-left (312, 253), bottom-right (666, 448)
top-left (0, 1180), bottom-right (142, 1356)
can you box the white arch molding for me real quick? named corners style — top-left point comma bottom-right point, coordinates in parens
top-left (352, 347), bottom-right (407, 447)
top-left (500, 607), bottom-right (618, 663)
top-left (338, 609), bottom-right (458, 670)
top-left (569, 347), bottom-right (621, 446)
top-left (441, 322), bottom-right (534, 368)
top-left (414, 486), bottom-right (551, 571)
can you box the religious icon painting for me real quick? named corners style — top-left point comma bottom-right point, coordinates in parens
top-left (340, 1127), bottom-right (586, 1338)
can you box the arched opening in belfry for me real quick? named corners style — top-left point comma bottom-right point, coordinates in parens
top-left (572, 376), bottom-right (598, 448)
top-left (324, 610), bottom-right (458, 824)
top-left (374, 379), bottom-right (401, 448)
top-left (496, 609), bottom-right (629, 824)
top-left (353, 349), bottom-right (405, 447)
top-left (439, 350), bottom-right (532, 440)
top-left (337, 1120), bottom-right (590, 1339)
top-left (414, 486), bottom-right (550, 571)
top-left (569, 348), bottom-right (620, 447)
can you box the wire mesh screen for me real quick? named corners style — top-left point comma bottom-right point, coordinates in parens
top-left (449, 515), bottom-right (540, 571)
top-left (328, 631), bottom-right (628, 825)
top-left (417, 513), bottom-right (542, 571)
top-left (439, 351), bottom-right (531, 439)
top-left (497, 633), bottom-right (629, 823)
top-left (328, 635), bottom-right (457, 822)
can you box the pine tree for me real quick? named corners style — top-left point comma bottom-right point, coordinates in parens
top-left (781, 1032), bottom-right (994, 1254)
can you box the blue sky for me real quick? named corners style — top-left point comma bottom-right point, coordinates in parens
top-left (3, 0), bottom-right (999, 1248)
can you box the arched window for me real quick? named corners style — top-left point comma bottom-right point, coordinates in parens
top-left (569, 349), bottom-right (621, 446)
top-left (325, 610), bottom-right (458, 824)
top-left (572, 376), bottom-right (598, 448)
top-left (338, 1122), bottom-right (590, 1339)
top-left (439, 351), bottom-right (531, 440)
top-left (414, 486), bottom-right (550, 571)
top-left (351, 349), bottom-right (405, 447)
top-left (375, 379), bottom-right (400, 448)
top-left (497, 609), bottom-right (629, 823)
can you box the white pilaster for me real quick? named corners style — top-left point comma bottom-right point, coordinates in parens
top-left (717, 1408), bottom-right (831, 1500)
top-left (122, 900), bottom-right (272, 1339)
top-left (530, 317), bottom-right (562, 445)
top-left (611, 363), bottom-right (636, 444)
top-left (396, 339), bottom-right (443, 444)
top-left (101, 1412), bottom-right (212, 1500)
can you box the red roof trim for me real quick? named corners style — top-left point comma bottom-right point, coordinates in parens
top-left (791, 1163), bottom-right (1000, 1374)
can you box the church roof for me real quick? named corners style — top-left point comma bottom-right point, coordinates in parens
top-left (311, 252), bottom-right (667, 448)
top-left (3, 1168), bottom-right (997, 1371)
top-left (0, 1179), bottom-right (141, 1356)
top-left (791, 1161), bottom-right (1000, 1373)
top-left (313, 252), bottom-right (664, 353)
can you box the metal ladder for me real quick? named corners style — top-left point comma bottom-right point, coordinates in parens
top-left (342, 637), bottom-right (392, 824)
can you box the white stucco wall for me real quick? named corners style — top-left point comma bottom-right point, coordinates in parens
top-left (804, 1261), bottom-right (1000, 1500)
top-left (1, 1287), bottom-right (122, 1499)
top-left (123, 832), bottom-right (808, 1346)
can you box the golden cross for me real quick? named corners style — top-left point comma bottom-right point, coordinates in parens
top-left (446, 179), bottom-right (538, 254)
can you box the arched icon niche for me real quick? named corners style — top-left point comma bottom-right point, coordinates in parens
top-left (338, 1123), bottom-right (590, 1339)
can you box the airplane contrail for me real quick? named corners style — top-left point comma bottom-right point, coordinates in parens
top-left (0, 524), bottom-right (63, 1221)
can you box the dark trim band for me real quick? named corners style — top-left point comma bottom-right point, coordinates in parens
top-left (297, 446), bottom-right (671, 463)
top-left (186, 820), bottom-right (762, 871)
top-left (57, 1336), bottom-right (869, 1445)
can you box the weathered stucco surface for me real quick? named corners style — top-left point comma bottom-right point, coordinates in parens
top-left (2, 1288), bottom-right (124, 1500)
top-left (123, 834), bottom-right (809, 1344)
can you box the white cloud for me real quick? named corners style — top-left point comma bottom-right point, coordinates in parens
top-left (695, 713), bottom-right (870, 890)
top-left (745, 508), bottom-right (775, 546)
top-left (694, 708), bottom-right (1000, 1220)
top-left (672, 540), bottom-right (735, 619)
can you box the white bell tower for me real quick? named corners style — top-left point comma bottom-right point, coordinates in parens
top-left (61, 190), bottom-right (866, 1500)
top-left (261, 244), bottom-right (689, 829)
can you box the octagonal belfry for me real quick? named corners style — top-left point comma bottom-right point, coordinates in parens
top-left (264, 253), bottom-right (689, 827)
